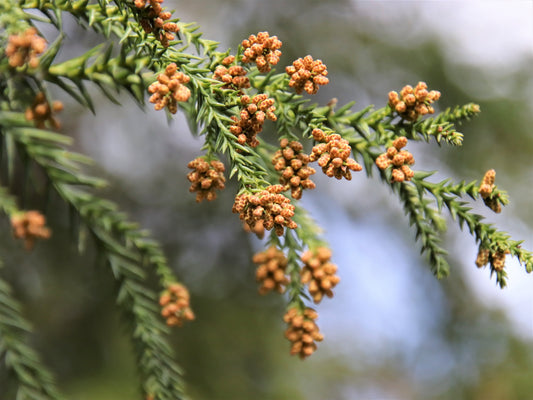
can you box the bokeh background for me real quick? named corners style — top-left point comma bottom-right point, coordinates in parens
top-left (1, 1), bottom-right (532, 399)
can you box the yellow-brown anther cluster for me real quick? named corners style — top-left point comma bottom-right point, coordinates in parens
top-left (25, 92), bottom-right (63, 129)
top-left (229, 94), bottom-right (276, 148)
top-left (479, 169), bottom-right (501, 213)
top-left (283, 307), bottom-right (323, 359)
top-left (187, 157), bottom-right (226, 202)
top-left (5, 27), bottom-right (47, 68)
top-left (309, 128), bottom-right (362, 180)
top-left (272, 139), bottom-right (316, 199)
top-left (11, 211), bottom-right (51, 250)
top-left (475, 246), bottom-right (510, 272)
top-left (232, 185), bottom-right (297, 236)
top-left (148, 63), bottom-right (191, 114)
top-left (388, 82), bottom-right (441, 122)
top-left (286, 55), bottom-right (329, 95)
top-left (300, 247), bottom-right (339, 303)
top-left (134, 0), bottom-right (179, 47)
top-left (213, 55), bottom-right (250, 92)
top-left (253, 246), bottom-right (289, 295)
top-left (241, 32), bottom-right (282, 73)
top-left (375, 136), bottom-right (415, 183)
top-left (159, 283), bottom-right (195, 327)
top-left (243, 220), bottom-right (266, 239)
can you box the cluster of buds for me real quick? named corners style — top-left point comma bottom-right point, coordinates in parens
top-left (286, 55), bottom-right (329, 95)
top-left (186, 157), bottom-right (226, 202)
top-left (134, 0), bottom-right (179, 47)
top-left (252, 246), bottom-right (289, 295)
top-left (232, 185), bottom-right (297, 236)
top-left (25, 92), bottom-right (63, 129)
top-left (159, 283), bottom-right (195, 327)
top-left (148, 63), bottom-right (191, 114)
top-left (388, 82), bottom-right (441, 121)
top-left (5, 27), bottom-right (47, 68)
top-left (243, 220), bottom-right (265, 239)
top-left (272, 139), bottom-right (316, 199)
top-left (310, 128), bottom-right (362, 180)
top-left (283, 307), bottom-right (323, 359)
top-left (11, 211), bottom-right (51, 250)
top-left (300, 247), bottom-right (339, 303)
top-left (229, 94), bottom-right (276, 148)
top-left (212, 55), bottom-right (250, 92)
top-left (475, 246), bottom-right (510, 272)
top-left (479, 169), bottom-right (502, 213)
top-left (241, 32), bottom-right (282, 73)
top-left (376, 136), bottom-right (415, 183)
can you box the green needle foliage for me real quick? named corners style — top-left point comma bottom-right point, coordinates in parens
top-left (0, 0), bottom-right (531, 398)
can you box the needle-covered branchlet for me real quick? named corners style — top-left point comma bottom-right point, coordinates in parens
top-left (310, 128), bottom-right (362, 180)
top-left (272, 139), bottom-right (316, 199)
top-left (213, 55), bottom-right (250, 93)
top-left (159, 283), bottom-right (195, 327)
top-left (253, 246), bottom-right (289, 295)
top-left (229, 94), bottom-right (276, 148)
top-left (5, 27), bottom-right (47, 68)
top-left (479, 169), bottom-right (502, 213)
top-left (134, 0), bottom-right (179, 48)
top-left (187, 157), bottom-right (226, 202)
top-left (283, 307), bottom-right (323, 359)
top-left (148, 63), bottom-right (191, 114)
top-left (375, 136), bottom-right (415, 183)
top-left (475, 246), bottom-right (510, 272)
top-left (286, 55), bottom-right (329, 95)
top-left (11, 211), bottom-right (51, 250)
top-left (240, 32), bottom-right (282, 73)
top-left (388, 81), bottom-right (441, 122)
top-left (300, 247), bottom-right (340, 304)
top-left (25, 92), bottom-right (63, 129)
top-left (232, 185), bottom-right (297, 236)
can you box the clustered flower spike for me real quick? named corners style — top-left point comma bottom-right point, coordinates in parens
top-left (159, 283), bottom-right (195, 326)
top-left (388, 82), bottom-right (441, 122)
top-left (5, 27), bottom-right (47, 68)
top-left (229, 94), bottom-right (276, 148)
top-left (187, 157), bottom-right (226, 202)
top-left (284, 307), bottom-right (323, 359)
top-left (479, 169), bottom-right (502, 213)
top-left (375, 136), bottom-right (415, 183)
top-left (25, 92), bottom-right (63, 129)
top-left (300, 247), bottom-right (339, 303)
top-left (11, 211), bottom-right (51, 250)
top-left (213, 55), bottom-right (250, 93)
top-left (475, 246), bottom-right (509, 272)
top-left (286, 55), bottom-right (329, 95)
top-left (232, 185), bottom-right (297, 236)
top-left (309, 128), bottom-right (362, 180)
top-left (134, 0), bottom-right (179, 47)
top-left (241, 32), bottom-right (282, 73)
top-left (148, 63), bottom-right (191, 114)
top-left (253, 246), bottom-right (289, 295)
top-left (272, 139), bottom-right (316, 199)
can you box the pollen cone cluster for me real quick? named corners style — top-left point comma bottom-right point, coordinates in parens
top-left (187, 157), bottom-right (226, 202)
top-left (272, 139), bottom-right (316, 199)
top-left (148, 63), bottom-right (191, 114)
top-left (284, 307), bottom-right (323, 359)
top-left (11, 211), bottom-right (51, 250)
top-left (376, 136), bottom-right (415, 183)
top-left (213, 55), bottom-right (250, 92)
top-left (286, 55), bottom-right (329, 95)
top-left (388, 81), bottom-right (441, 122)
top-left (159, 283), bottom-right (195, 327)
top-left (229, 94), bottom-right (276, 148)
top-left (241, 32), bottom-right (282, 73)
top-left (253, 246), bottom-right (289, 295)
top-left (475, 246), bottom-right (509, 272)
top-left (5, 27), bottom-right (46, 68)
top-left (301, 247), bottom-right (339, 303)
top-left (232, 185), bottom-right (297, 236)
top-left (310, 128), bottom-right (362, 180)
top-left (134, 0), bottom-right (179, 47)
top-left (25, 92), bottom-right (63, 129)
top-left (479, 169), bottom-right (501, 213)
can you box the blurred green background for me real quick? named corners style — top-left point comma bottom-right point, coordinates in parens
top-left (1, 1), bottom-right (532, 399)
